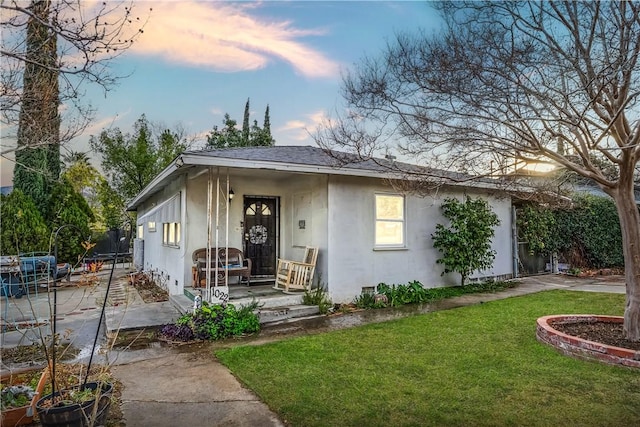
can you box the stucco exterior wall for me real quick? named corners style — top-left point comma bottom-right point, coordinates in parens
top-left (135, 166), bottom-right (512, 302)
top-left (136, 175), bottom-right (187, 296)
top-left (326, 176), bottom-right (513, 303)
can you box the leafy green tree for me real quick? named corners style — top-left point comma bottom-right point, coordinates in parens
top-left (206, 114), bottom-right (244, 149)
top-left (206, 103), bottom-right (275, 149)
top-left (90, 115), bottom-right (186, 201)
top-left (61, 155), bottom-right (103, 212)
top-left (96, 180), bottom-right (130, 232)
top-left (0, 190), bottom-right (49, 255)
top-left (432, 197), bottom-right (501, 286)
top-left (46, 177), bottom-right (94, 264)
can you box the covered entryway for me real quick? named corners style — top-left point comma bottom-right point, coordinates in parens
top-left (243, 196), bottom-right (279, 277)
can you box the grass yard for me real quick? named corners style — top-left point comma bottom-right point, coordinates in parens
top-left (216, 290), bottom-right (640, 427)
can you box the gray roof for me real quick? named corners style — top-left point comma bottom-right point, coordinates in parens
top-left (128, 145), bottom-right (490, 210)
top-left (183, 145), bottom-right (406, 173)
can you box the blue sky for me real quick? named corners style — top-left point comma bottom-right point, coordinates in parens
top-left (1, 1), bottom-right (442, 186)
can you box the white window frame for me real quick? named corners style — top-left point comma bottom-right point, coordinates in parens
top-left (148, 221), bottom-right (156, 232)
top-left (162, 222), bottom-right (181, 247)
top-left (137, 224), bottom-right (144, 240)
top-left (374, 193), bottom-right (405, 248)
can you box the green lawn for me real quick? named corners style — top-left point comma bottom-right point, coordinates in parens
top-left (216, 290), bottom-right (640, 427)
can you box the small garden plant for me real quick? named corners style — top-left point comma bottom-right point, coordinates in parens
top-left (353, 279), bottom-right (518, 309)
top-left (1, 384), bottom-right (35, 410)
top-left (302, 286), bottom-right (333, 314)
top-left (160, 300), bottom-right (260, 342)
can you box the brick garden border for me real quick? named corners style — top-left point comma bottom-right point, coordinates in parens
top-left (536, 315), bottom-right (640, 369)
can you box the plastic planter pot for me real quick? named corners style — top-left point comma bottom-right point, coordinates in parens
top-left (35, 382), bottom-right (113, 427)
top-left (1, 369), bottom-right (48, 427)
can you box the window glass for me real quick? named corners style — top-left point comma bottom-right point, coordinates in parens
top-left (375, 194), bottom-right (405, 247)
top-left (162, 222), bottom-right (181, 246)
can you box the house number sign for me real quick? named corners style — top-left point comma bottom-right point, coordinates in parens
top-left (210, 286), bottom-right (229, 304)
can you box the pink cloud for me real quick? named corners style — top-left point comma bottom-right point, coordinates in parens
top-left (129, 2), bottom-right (340, 78)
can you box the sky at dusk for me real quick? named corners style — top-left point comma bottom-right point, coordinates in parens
top-left (0, 1), bottom-right (442, 186)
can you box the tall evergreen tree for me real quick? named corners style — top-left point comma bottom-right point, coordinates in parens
top-left (261, 105), bottom-right (274, 146)
top-left (13, 0), bottom-right (60, 213)
top-left (242, 98), bottom-right (250, 146)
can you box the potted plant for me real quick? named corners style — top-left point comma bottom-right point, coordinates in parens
top-left (35, 371), bottom-right (113, 427)
top-left (1, 368), bottom-right (49, 427)
top-left (32, 228), bottom-right (125, 427)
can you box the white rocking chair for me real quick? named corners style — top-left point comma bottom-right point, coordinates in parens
top-left (274, 246), bottom-right (318, 292)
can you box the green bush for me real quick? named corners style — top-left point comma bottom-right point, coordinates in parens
top-left (519, 195), bottom-right (625, 268)
top-left (377, 281), bottom-right (432, 306)
top-left (46, 177), bottom-right (94, 264)
top-left (360, 280), bottom-right (518, 309)
top-left (168, 301), bottom-right (260, 341)
top-left (0, 190), bottom-right (49, 255)
top-left (432, 197), bottom-right (500, 285)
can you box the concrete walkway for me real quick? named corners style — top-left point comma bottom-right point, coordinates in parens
top-left (111, 351), bottom-right (284, 427)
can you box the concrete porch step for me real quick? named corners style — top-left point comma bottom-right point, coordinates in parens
top-left (183, 287), bottom-right (305, 309)
top-left (233, 293), bottom-right (303, 309)
top-left (169, 294), bottom-right (193, 315)
top-left (169, 293), bottom-right (319, 325)
top-left (258, 304), bottom-right (320, 324)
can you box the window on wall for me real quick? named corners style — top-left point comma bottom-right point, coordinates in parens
top-left (375, 194), bottom-right (405, 247)
top-left (163, 222), bottom-right (181, 246)
top-left (148, 221), bottom-right (156, 232)
top-left (137, 225), bottom-right (144, 240)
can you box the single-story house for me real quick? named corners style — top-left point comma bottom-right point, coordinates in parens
top-left (127, 146), bottom-right (516, 304)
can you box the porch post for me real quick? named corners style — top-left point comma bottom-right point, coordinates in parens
top-left (206, 167), bottom-right (213, 293)
top-left (225, 170), bottom-right (230, 286)
top-left (215, 170), bottom-right (220, 288)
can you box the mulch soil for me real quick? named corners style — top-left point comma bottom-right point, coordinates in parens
top-left (551, 320), bottom-right (640, 351)
top-left (129, 273), bottom-right (169, 303)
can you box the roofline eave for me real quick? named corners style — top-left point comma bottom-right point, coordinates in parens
top-left (128, 153), bottom-right (505, 210)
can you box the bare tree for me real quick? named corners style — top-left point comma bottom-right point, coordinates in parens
top-left (1, 0), bottom-right (148, 210)
top-left (316, 1), bottom-right (640, 340)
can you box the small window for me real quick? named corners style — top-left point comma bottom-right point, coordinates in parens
top-left (375, 194), bottom-right (405, 247)
top-left (245, 202), bottom-right (271, 216)
top-left (162, 222), bottom-right (181, 246)
top-left (148, 221), bottom-right (156, 232)
top-left (137, 225), bottom-right (144, 240)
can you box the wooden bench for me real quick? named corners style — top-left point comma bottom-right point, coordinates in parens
top-left (192, 247), bottom-right (252, 287)
top-left (274, 246), bottom-right (318, 292)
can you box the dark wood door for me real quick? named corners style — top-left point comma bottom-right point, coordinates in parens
top-left (243, 197), bottom-right (278, 276)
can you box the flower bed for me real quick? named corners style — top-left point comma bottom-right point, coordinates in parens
top-left (536, 315), bottom-right (640, 369)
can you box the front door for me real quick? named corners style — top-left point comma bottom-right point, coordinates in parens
top-left (243, 197), bottom-right (278, 276)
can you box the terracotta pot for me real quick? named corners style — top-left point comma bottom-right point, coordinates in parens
top-left (35, 382), bottom-right (113, 427)
top-left (1, 368), bottom-right (49, 427)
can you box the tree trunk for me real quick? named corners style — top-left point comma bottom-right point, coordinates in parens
top-left (612, 188), bottom-right (640, 341)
